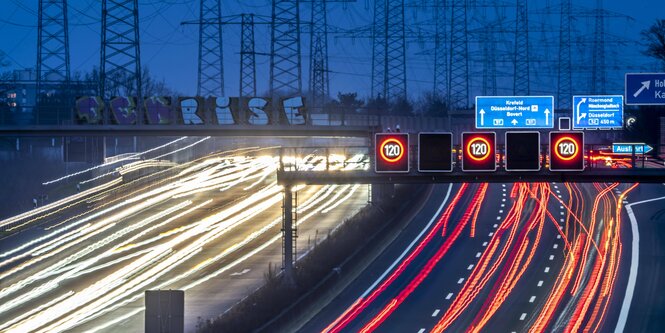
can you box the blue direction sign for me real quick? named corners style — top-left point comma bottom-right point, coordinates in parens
top-left (612, 143), bottom-right (653, 155)
top-left (475, 96), bottom-right (554, 129)
top-left (625, 73), bottom-right (665, 105)
top-left (572, 95), bottom-right (623, 129)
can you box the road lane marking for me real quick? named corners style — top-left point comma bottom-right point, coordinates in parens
top-left (501, 203), bottom-right (505, 207)
top-left (496, 216), bottom-right (501, 220)
top-left (553, 244), bottom-right (558, 249)
top-left (457, 278), bottom-right (465, 284)
top-left (493, 224), bottom-right (498, 228)
top-left (359, 184), bottom-right (453, 298)
top-left (520, 313), bottom-right (527, 321)
top-left (560, 211), bottom-right (565, 215)
top-left (560, 218), bottom-right (565, 223)
top-left (502, 198), bottom-right (506, 202)
top-left (499, 210), bottom-right (503, 214)
top-left (556, 235), bottom-right (561, 239)
top-left (432, 309), bottom-right (440, 317)
top-left (482, 241), bottom-right (488, 247)
top-left (559, 205), bottom-right (564, 209)
top-left (488, 232), bottom-right (494, 237)
top-left (549, 255), bottom-right (554, 260)
top-left (475, 252), bottom-right (481, 258)
top-left (529, 296), bottom-right (536, 303)
top-left (544, 267), bottom-right (550, 273)
top-left (418, 329), bottom-right (426, 333)
top-left (537, 280), bottom-right (543, 287)
top-left (467, 264), bottom-right (474, 270)
top-left (616, 195), bottom-right (665, 333)
top-left (446, 292), bottom-right (454, 300)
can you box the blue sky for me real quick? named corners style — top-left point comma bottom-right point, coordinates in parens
top-left (0, 0), bottom-right (663, 102)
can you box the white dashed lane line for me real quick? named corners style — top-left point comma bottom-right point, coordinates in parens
top-left (446, 292), bottom-right (454, 300)
top-left (457, 278), bottom-right (465, 284)
top-left (467, 264), bottom-right (474, 270)
top-left (544, 267), bottom-right (550, 273)
top-left (476, 252), bottom-right (481, 258)
top-left (529, 296), bottom-right (536, 303)
top-left (432, 309), bottom-right (440, 317)
top-left (537, 280), bottom-right (543, 287)
top-left (482, 242), bottom-right (488, 247)
top-left (418, 328), bottom-right (426, 333)
top-left (553, 244), bottom-right (558, 249)
top-left (549, 255), bottom-right (554, 260)
top-left (520, 313), bottom-right (527, 321)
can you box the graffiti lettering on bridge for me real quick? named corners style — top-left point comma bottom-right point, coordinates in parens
top-left (74, 96), bottom-right (308, 126)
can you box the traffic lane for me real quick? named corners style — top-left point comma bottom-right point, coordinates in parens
top-left (479, 183), bottom-right (571, 333)
top-left (73, 185), bottom-right (369, 332)
top-left (619, 184), bottom-right (665, 333)
top-left (374, 183), bottom-right (513, 333)
top-left (299, 184), bottom-right (456, 333)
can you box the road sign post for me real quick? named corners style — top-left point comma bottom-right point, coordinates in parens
top-left (375, 133), bottom-right (409, 173)
top-left (625, 73), bottom-right (665, 105)
top-left (572, 95), bottom-right (623, 129)
top-left (475, 96), bottom-right (554, 129)
top-left (462, 132), bottom-right (496, 171)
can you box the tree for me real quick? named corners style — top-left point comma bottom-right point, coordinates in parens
top-left (416, 91), bottom-right (449, 117)
top-left (642, 19), bottom-right (665, 70)
top-left (389, 96), bottom-right (414, 116)
top-left (329, 92), bottom-right (364, 114)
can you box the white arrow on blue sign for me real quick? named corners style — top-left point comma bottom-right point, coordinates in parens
top-left (612, 143), bottom-right (653, 154)
top-left (475, 96), bottom-right (554, 129)
top-left (572, 95), bottom-right (623, 129)
top-left (625, 73), bottom-right (665, 105)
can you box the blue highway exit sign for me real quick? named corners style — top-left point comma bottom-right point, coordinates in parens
top-left (475, 96), bottom-right (554, 129)
top-left (572, 95), bottom-right (623, 129)
top-left (625, 73), bottom-right (665, 105)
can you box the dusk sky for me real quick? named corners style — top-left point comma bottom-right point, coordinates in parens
top-left (1, 0), bottom-right (663, 102)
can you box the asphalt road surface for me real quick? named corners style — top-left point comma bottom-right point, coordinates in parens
top-left (302, 181), bottom-right (665, 333)
top-left (0, 146), bottom-right (369, 333)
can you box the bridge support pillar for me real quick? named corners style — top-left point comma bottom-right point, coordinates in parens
top-left (282, 184), bottom-right (295, 284)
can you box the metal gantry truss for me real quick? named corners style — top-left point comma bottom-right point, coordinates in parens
top-left (591, 0), bottom-right (606, 95)
top-left (433, 0), bottom-right (448, 97)
top-left (198, 0), bottom-right (225, 97)
top-left (270, 0), bottom-right (303, 95)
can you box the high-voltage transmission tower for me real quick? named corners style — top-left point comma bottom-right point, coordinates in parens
top-left (513, 0), bottom-right (529, 95)
top-left (448, 0), bottom-right (469, 109)
top-left (270, 0), bottom-right (302, 95)
top-left (372, 0), bottom-right (407, 101)
top-left (433, 1), bottom-right (448, 97)
top-left (101, 0), bottom-right (143, 121)
top-left (198, 0), bottom-right (225, 97)
top-left (309, 0), bottom-right (329, 110)
top-left (240, 14), bottom-right (257, 97)
top-left (36, 0), bottom-right (71, 124)
top-left (557, 0), bottom-right (572, 110)
top-left (591, 0), bottom-right (606, 94)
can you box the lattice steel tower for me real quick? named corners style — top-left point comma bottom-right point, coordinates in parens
top-left (371, 0), bottom-right (387, 99)
top-left (558, 0), bottom-right (572, 110)
top-left (36, 0), bottom-right (71, 91)
top-left (448, 0), bottom-right (469, 109)
top-left (36, 0), bottom-right (71, 123)
top-left (101, 0), bottom-right (142, 101)
top-left (385, 0), bottom-right (406, 99)
top-left (591, 0), bottom-right (606, 94)
top-left (371, 0), bottom-right (406, 100)
top-left (433, 0), bottom-right (448, 97)
top-left (198, 0), bottom-right (225, 97)
top-left (270, 0), bottom-right (302, 95)
top-left (309, 0), bottom-right (330, 110)
top-left (513, 0), bottom-right (529, 95)
top-left (240, 14), bottom-right (257, 97)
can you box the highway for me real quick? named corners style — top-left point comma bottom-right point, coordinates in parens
top-left (0, 143), bottom-right (370, 332)
top-left (301, 181), bottom-right (665, 333)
